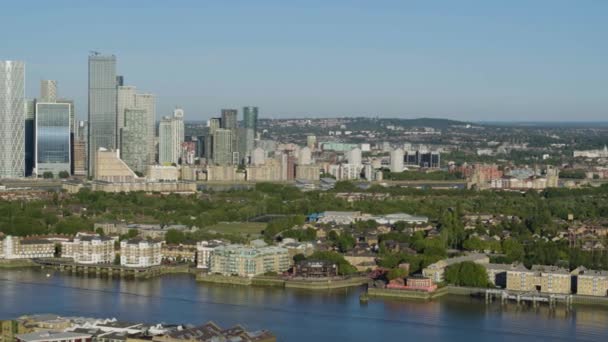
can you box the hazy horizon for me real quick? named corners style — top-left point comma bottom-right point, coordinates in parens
top-left (2, 0), bottom-right (606, 122)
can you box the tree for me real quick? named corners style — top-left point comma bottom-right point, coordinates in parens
top-left (444, 261), bottom-right (489, 287)
top-left (165, 229), bottom-right (186, 244)
top-left (293, 253), bottom-right (306, 263)
top-left (308, 251), bottom-right (357, 275)
top-left (42, 171), bottom-right (54, 179)
top-left (58, 171), bottom-right (70, 179)
top-left (114, 253), bottom-right (121, 265)
top-left (127, 229), bottom-right (139, 238)
top-left (386, 267), bottom-right (408, 280)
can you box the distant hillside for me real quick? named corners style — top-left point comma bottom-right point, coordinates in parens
top-left (379, 117), bottom-right (470, 129)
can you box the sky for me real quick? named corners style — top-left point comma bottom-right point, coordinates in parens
top-left (1, 0), bottom-right (607, 122)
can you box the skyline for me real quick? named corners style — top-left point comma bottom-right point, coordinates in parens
top-left (1, 0), bottom-right (607, 121)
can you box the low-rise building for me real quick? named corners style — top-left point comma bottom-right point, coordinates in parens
top-left (16, 331), bottom-right (93, 342)
top-left (293, 260), bottom-right (338, 278)
top-left (576, 269), bottom-right (608, 297)
top-left (422, 254), bottom-right (489, 283)
top-left (161, 244), bottom-right (196, 263)
top-left (120, 239), bottom-right (162, 268)
top-left (506, 264), bottom-right (571, 294)
top-left (61, 235), bottom-right (115, 264)
top-left (1, 236), bottom-right (55, 259)
top-left (209, 245), bottom-right (290, 277)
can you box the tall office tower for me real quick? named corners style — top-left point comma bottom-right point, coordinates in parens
top-left (116, 85), bottom-right (136, 144)
top-left (40, 80), bottom-right (57, 102)
top-left (209, 117), bottom-right (221, 134)
top-left (347, 147), bottom-right (362, 166)
top-left (34, 102), bottom-right (71, 177)
top-left (73, 120), bottom-right (88, 175)
top-left (0, 61), bottom-right (25, 178)
top-left (158, 109), bottom-right (185, 165)
top-left (243, 106), bottom-right (258, 133)
top-left (390, 148), bottom-right (404, 173)
top-left (117, 85), bottom-right (156, 164)
top-left (237, 127), bottom-right (254, 164)
top-left (134, 93), bottom-right (156, 164)
top-left (88, 53), bottom-right (117, 177)
top-left (220, 109), bottom-right (237, 131)
top-left (24, 99), bottom-right (36, 176)
top-left (306, 135), bottom-right (316, 151)
top-left (120, 109), bottom-right (147, 173)
top-left (204, 118), bottom-right (222, 160)
top-left (212, 129), bottom-right (233, 165)
top-left (221, 109), bottom-right (238, 159)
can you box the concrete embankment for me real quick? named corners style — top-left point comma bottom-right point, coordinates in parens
top-left (0, 259), bottom-right (38, 269)
top-left (196, 274), bottom-right (369, 290)
top-left (368, 286), bottom-right (449, 300)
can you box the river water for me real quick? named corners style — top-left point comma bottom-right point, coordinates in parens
top-left (1, 269), bottom-right (606, 341)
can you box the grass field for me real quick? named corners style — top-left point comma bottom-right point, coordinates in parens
top-left (203, 222), bottom-right (266, 237)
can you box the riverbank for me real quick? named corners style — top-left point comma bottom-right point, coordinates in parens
top-left (0, 259), bottom-right (38, 269)
top-left (196, 274), bottom-right (368, 290)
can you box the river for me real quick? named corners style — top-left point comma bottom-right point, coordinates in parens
top-left (1, 269), bottom-right (607, 341)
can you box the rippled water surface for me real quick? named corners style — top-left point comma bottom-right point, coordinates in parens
top-left (1, 269), bottom-right (607, 341)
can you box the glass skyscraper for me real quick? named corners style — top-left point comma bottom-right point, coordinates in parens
top-left (35, 102), bottom-right (71, 177)
top-left (243, 106), bottom-right (258, 134)
top-left (88, 53), bottom-right (117, 176)
top-left (120, 109), bottom-right (148, 174)
top-left (0, 61), bottom-right (25, 178)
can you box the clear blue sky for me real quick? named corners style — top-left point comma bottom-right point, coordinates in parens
top-left (2, 0), bottom-right (606, 121)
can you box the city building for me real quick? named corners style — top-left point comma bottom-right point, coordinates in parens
top-left (34, 102), bottom-right (71, 177)
top-left (40, 80), bottom-right (57, 102)
top-left (390, 148), bottom-right (404, 173)
top-left (161, 244), bottom-right (196, 263)
top-left (61, 234), bottom-right (114, 264)
top-left (295, 164), bottom-right (320, 181)
top-left (16, 331), bottom-right (93, 342)
top-left (196, 241), bottom-right (221, 270)
top-left (146, 165), bottom-right (179, 181)
top-left (120, 109), bottom-right (148, 174)
top-left (209, 244), bottom-right (290, 278)
top-left (576, 269), bottom-right (608, 297)
top-left (506, 264), bottom-right (571, 294)
top-left (0, 236), bottom-right (55, 259)
top-left (120, 239), bottom-right (162, 268)
top-left (211, 129), bottom-right (233, 165)
top-left (422, 254), bottom-right (490, 283)
top-left (153, 322), bottom-right (275, 342)
top-left (88, 53), bottom-right (117, 177)
top-left (0, 61), bottom-right (25, 178)
top-left (94, 149), bottom-right (138, 182)
top-left (293, 260), bottom-right (338, 278)
top-left (158, 109), bottom-right (185, 165)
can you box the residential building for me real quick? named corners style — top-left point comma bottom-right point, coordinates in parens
top-left (209, 245), bottom-right (290, 278)
top-left (212, 129), bottom-right (232, 165)
top-left (120, 109), bottom-right (147, 174)
top-left (88, 53), bottom-right (117, 177)
top-left (158, 109), bottom-right (184, 165)
top-left (506, 264), bottom-right (571, 294)
top-left (16, 331), bottom-right (93, 342)
top-left (295, 164), bottom-right (320, 181)
top-left (576, 269), bottom-right (608, 297)
top-left (196, 241), bottom-right (220, 270)
top-left (161, 244), bottom-right (196, 263)
top-left (1, 236), bottom-right (55, 259)
top-left (293, 260), bottom-right (338, 278)
top-left (120, 239), bottom-right (162, 268)
top-left (146, 165), bottom-right (179, 181)
top-left (0, 61), bottom-right (25, 178)
top-left (152, 322), bottom-right (275, 342)
top-left (61, 234), bottom-right (114, 264)
top-left (34, 102), bottom-right (71, 177)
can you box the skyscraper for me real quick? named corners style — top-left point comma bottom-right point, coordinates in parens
top-left (24, 99), bottom-right (36, 176)
top-left (34, 102), bottom-right (71, 177)
top-left (212, 129), bottom-right (233, 166)
top-left (220, 109), bottom-right (237, 131)
top-left (40, 80), bottom-right (57, 102)
top-left (88, 53), bottom-right (117, 177)
top-left (221, 109), bottom-right (238, 162)
top-left (243, 106), bottom-right (258, 135)
top-left (0, 61), bottom-right (25, 178)
top-left (117, 86), bottom-right (156, 165)
top-left (120, 109), bottom-right (147, 173)
top-left (158, 109), bottom-right (184, 165)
